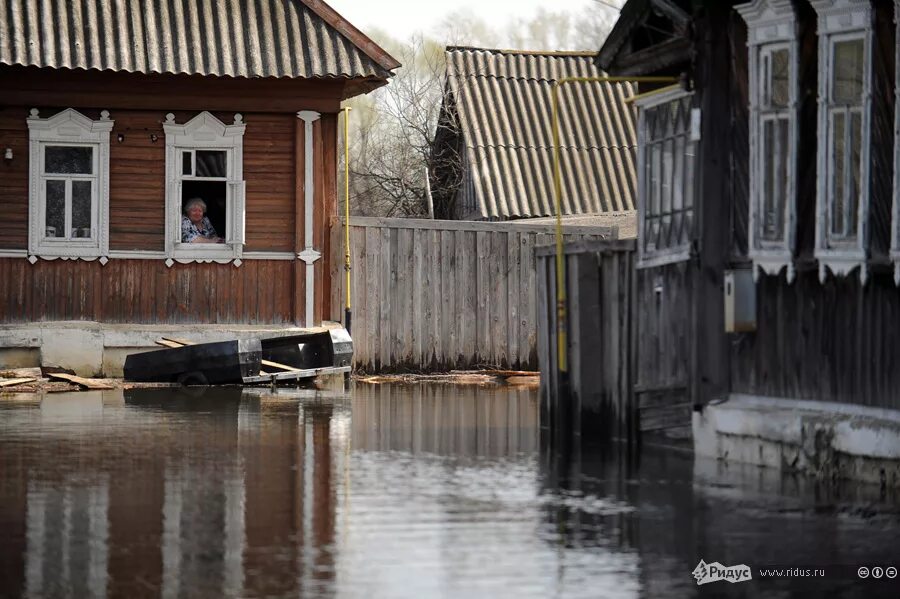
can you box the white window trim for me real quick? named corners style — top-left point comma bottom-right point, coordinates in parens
top-left (26, 108), bottom-right (113, 263)
top-left (736, 0), bottom-right (800, 283)
top-left (163, 111), bottom-right (246, 266)
top-left (810, 0), bottom-right (874, 285)
top-left (892, 0), bottom-right (900, 285)
top-left (634, 86), bottom-right (697, 268)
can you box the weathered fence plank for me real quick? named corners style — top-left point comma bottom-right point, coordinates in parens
top-left (440, 230), bottom-right (454, 366)
top-left (507, 231), bottom-right (520, 367)
top-left (379, 227), bottom-right (392, 369)
top-left (476, 231), bottom-right (491, 365)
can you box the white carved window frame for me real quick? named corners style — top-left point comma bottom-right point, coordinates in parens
top-left (163, 111), bottom-right (246, 266)
top-left (810, 0), bottom-right (874, 284)
top-left (736, 0), bottom-right (800, 283)
top-left (892, 0), bottom-right (900, 284)
top-left (634, 86), bottom-right (698, 268)
top-left (26, 108), bottom-right (113, 263)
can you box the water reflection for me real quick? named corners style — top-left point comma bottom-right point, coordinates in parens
top-left (0, 384), bottom-right (898, 598)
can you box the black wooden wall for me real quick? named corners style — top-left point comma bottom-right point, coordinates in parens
top-left (727, 0), bottom-right (899, 412)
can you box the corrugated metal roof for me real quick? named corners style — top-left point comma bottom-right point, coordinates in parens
top-left (0, 0), bottom-right (399, 80)
top-left (445, 47), bottom-right (636, 219)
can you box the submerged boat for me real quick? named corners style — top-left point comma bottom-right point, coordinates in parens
top-left (123, 328), bottom-right (352, 385)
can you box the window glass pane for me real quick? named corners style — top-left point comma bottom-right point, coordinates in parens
top-left (182, 151), bottom-right (193, 176)
top-left (763, 120), bottom-right (775, 238)
top-left (650, 143), bottom-right (661, 218)
top-left (195, 150), bottom-right (227, 178)
top-left (761, 119), bottom-right (789, 242)
top-left (833, 39), bottom-right (864, 105)
top-left (769, 49), bottom-right (790, 108)
top-left (672, 135), bottom-right (684, 213)
top-left (72, 180), bottom-right (92, 238)
top-left (831, 112), bottom-right (846, 237)
top-left (848, 111), bottom-right (861, 237)
top-left (764, 119), bottom-right (789, 242)
top-left (45, 180), bottom-right (65, 238)
top-left (661, 138), bottom-right (673, 245)
top-left (45, 146), bottom-right (93, 174)
top-left (775, 118), bottom-right (788, 238)
top-left (662, 139), bottom-right (673, 216)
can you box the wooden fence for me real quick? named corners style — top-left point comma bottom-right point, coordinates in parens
top-left (535, 240), bottom-right (637, 441)
top-left (328, 216), bottom-right (619, 372)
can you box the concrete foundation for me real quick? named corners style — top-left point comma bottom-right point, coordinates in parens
top-left (0, 321), bottom-right (341, 377)
top-left (693, 394), bottom-right (900, 487)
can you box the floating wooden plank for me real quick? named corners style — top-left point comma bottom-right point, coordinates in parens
top-left (261, 360), bottom-right (299, 372)
top-left (505, 375), bottom-right (540, 387)
top-left (46, 372), bottom-right (115, 390)
top-left (0, 367), bottom-right (43, 379)
top-left (155, 339), bottom-right (184, 349)
top-left (0, 377), bottom-right (36, 387)
top-left (451, 369), bottom-right (540, 377)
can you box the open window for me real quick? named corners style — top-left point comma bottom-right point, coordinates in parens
top-left (811, 0), bottom-right (873, 284)
top-left (736, 0), bottom-right (799, 282)
top-left (163, 112), bottom-right (246, 264)
top-left (634, 88), bottom-right (697, 267)
top-left (26, 108), bottom-right (113, 261)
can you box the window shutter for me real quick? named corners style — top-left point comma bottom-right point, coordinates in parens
top-left (230, 180), bottom-right (246, 246)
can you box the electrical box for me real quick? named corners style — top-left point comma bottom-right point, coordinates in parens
top-left (724, 268), bottom-right (756, 333)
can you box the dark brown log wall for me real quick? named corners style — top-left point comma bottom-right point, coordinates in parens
top-left (0, 258), bottom-right (294, 324)
top-left (0, 67), bottom-right (341, 325)
top-left (0, 108), bottom-right (28, 248)
top-left (109, 110), bottom-right (166, 251)
top-left (731, 270), bottom-right (900, 412)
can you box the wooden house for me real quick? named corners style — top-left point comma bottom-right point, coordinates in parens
top-left (0, 0), bottom-right (399, 373)
top-left (429, 47), bottom-right (638, 231)
top-left (598, 0), bottom-right (900, 478)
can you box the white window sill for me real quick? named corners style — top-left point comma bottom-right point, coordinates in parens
top-left (815, 249), bottom-right (867, 284)
top-left (170, 243), bottom-right (242, 264)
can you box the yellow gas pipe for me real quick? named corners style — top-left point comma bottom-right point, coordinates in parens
top-left (343, 106), bottom-right (352, 335)
top-left (550, 76), bottom-right (679, 385)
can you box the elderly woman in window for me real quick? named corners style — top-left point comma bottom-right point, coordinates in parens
top-left (181, 198), bottom-right (224, 244)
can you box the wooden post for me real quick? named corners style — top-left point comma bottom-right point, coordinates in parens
top-left (293, 116), bottom-right (305, 326)
top-left (297, 111), bottom-right (322, 328)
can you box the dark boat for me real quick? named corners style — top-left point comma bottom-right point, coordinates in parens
top-left (124, 328), bottom-right (352, 385)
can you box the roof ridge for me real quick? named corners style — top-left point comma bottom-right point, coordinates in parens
top-left (451, 72), bottom-right (626, 83)
top-left (445, 46), bottom-right (601, 57)
top-left (465, 144), bottom-right (637, 151)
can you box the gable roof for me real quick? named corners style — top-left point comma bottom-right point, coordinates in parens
top-left (597, 0), bottom-right (692, 75)
top-left (0, 0), bottom-right (400, 80)
top-left (441, 47), bottom-right (636, 220)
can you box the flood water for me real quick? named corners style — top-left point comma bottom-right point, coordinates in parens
top-left (0, 383), bottom-right (898, 598)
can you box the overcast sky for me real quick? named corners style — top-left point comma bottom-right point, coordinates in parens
top-left (327, 0), bottom-right (615, 42)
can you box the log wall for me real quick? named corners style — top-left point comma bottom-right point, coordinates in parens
top-left (0, 68), bottom-right (341, 326)
top-left (0, 258), bottom-right (294, 324)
